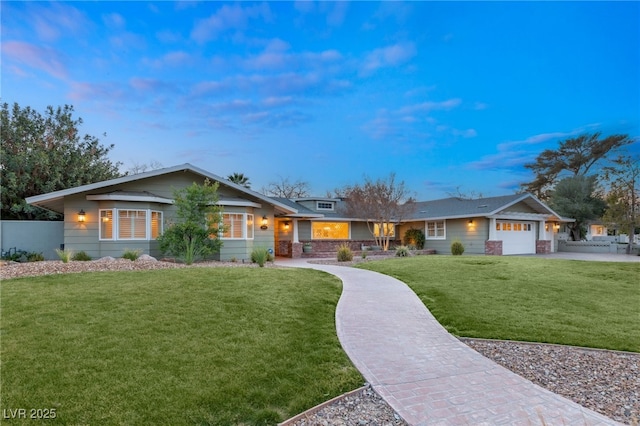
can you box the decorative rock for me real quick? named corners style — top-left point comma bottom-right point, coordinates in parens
top-left (137, 254), bottom-right (157, 262)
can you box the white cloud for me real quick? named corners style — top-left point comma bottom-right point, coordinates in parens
top-left (191, 3), bottom-right (272, 44)
top-left (360, 42), bottom-right (417, 76)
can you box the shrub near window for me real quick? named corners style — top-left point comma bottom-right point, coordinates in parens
top-left (403, 228), bottom-right (425, 250)
top-left (122, 248), bottom-right (142, 261)
top-left (337, 243), bottom-right (353, 262)
top-left (251, 247), bottom-right (270, 267)
top-left (72, 251), bottom-right (92, 261)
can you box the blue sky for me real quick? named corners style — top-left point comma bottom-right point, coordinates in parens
top-left (2, 1), bottom-right (639, 200)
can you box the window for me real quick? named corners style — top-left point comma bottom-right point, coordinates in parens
top-left (99, 209), bottom-right (162, 241)
top-left (151, 211), bottom-right (163, 238)
top-left (220, 213), bottom-right (254, 240)
top-left (119, 210), bottom-right (147, 239)
top-left (374, 223), bottom-right (395, 237)
top-left (246, 214), bottom-right (254, 239)
top-left (316, 202), bottom-right (334, 211)
top-left (426, 221), bottom-right (445, 239)
top-left (100, 210), bottom-right (114, 240)
top-left (312, 222), bottom-right (349, 239)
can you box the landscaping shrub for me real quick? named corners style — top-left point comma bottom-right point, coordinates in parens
top-left (55, 248), bottom-right (73, 263)
top-left (451, 240), bottom-right (465, 255)
top-left (337, 243), bottom-right (353, 262)
top-left (26, 252), bottom-right (45, 262)
top-left (72, 251), bottom-right (92, 261)
top-left (122, 248), bottom-right (142, 261)
top-left (395, 245), bottom-right (411, 257)
top-left (251, 247), bottom-right (270, 267)
top-left (2, 249), bottom-right (44, 263)
top-left (404, 228), bottom-right (425, 250)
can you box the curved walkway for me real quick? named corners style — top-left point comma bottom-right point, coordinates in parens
top-left (278, 257), bottom-right (622, 425)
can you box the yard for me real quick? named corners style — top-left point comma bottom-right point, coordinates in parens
top-left (2, 256), bottom-right (638, 425)
top-left (358, 256), bottom-right (640, 352)
top-left (0, 267), bottom-right (362, 425)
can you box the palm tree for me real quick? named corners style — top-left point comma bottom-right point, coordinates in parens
top-left (227, 172), bottom-right (251, 188)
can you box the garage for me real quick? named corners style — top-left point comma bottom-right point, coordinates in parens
top-left (496, 221), bottom-right (536, 255)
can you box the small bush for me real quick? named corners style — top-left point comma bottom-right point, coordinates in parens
top-left (55, 248), bottom-right (73, 263)
top-left (395, 245), bottom-right (411, 257)
top-left (337, 244), bottom-right (353, 262)
top-left (361, 249), bottom-right (368, 259)
top-left (122, 248), bottom-right (142, 261)
top-left (251, 247), bottom-right (270, 267)
top-left (26, 252), bottom-right (45, 262)
top-left (72, 251), bottom-right (92, 261)
top-left (451, 240), bottom-right (465, 256)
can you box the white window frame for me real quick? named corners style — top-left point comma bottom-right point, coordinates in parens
top-left (220, 213), bottom-right (254, 240)
top-left (425, 220), bottom-right (446, 239)
top-left (99, 208), bottom-right (163, 241)
top-left (316, 201), bottom-right (335, 211)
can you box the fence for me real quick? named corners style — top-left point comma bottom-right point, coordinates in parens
top-left (557, 239), bottom-right (636, 254)
top-left (0, 220), bottom-right (64, 260)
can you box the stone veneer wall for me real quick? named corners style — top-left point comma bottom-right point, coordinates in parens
top-left (536, 240), bottom-right (551, 254)
top-left (485, 240), bottom-right (503, 255)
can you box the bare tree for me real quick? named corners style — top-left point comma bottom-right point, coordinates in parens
top-left (602, 154), bottom-right (640, 254)
top-left (261, 176), bottom-right (310, 198)
top-left (129, 161), bottom-right (164, 174)
top-left (340, 173), bottom-right (415, 250)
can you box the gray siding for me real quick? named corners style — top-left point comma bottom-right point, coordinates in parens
top-left (399, 219), bottom-right (489, 254)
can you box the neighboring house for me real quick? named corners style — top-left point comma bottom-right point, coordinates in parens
top-left (26, 164), bottom-right (571, 260)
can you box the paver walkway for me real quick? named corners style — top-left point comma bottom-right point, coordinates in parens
top-left (278, 258), bottom-right (622, 426)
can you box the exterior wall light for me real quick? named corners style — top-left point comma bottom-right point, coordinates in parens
top-left (78, 209), bottom-right (86, 223)
top-left (284, 221), bottom-right (290, 231)
top-left (260, 215), bottom-right (268, 230)
top-left (467, 219), bottom-right (473, 226)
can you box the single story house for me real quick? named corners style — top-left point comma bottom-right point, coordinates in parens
top-left (26, 163), bottom-right (570, 260)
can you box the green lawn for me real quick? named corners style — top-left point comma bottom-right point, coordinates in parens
top-left (358, 256), bottom-right (640, 352)
top-left (1, 268), bottom-right (362, 425)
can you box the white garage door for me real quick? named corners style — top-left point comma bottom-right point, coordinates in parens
top-left (496, 221), bottom-right (536, 255)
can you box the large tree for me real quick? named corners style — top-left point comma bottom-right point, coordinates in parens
top-left (339, 173), bottom-right (415, 251)
top-left (521, 132), bottom-right (632, 200)
top-left (602, 154), bottom-right (640, 254)
top-left (261, 176), bottom-right (310, 198)
top-left (1, 102), bottom-right (122, 220)
top-left (549, 175), bottom-right (607, 241)
top-left (156, 179), bottom-right (223, 265)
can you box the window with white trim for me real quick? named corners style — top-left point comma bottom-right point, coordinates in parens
top-left (316, 201), bottom-right (334, 211)
top-left (426, 221), bottom-right (445, 239)
top-left (99, 209), bottom-right (163, 241)
top-left (220, 213), bottom-right (254, 240)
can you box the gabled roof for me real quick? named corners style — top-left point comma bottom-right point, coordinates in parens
top-left (408, 193), bottom-right (564, 221)
top-left (26, 163), bottom-right (298, 215)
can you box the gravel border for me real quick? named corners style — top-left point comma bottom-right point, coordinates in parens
top-left (2, 259), bottom-right (638, 425)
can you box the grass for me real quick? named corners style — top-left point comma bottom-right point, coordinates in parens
top-left (1, 268), bottom-right (362, 425)
top-left (358, 256), bottom-right (640, 352)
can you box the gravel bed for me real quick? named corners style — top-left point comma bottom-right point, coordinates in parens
top-left (2, 260), bottom-right (638, 425)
